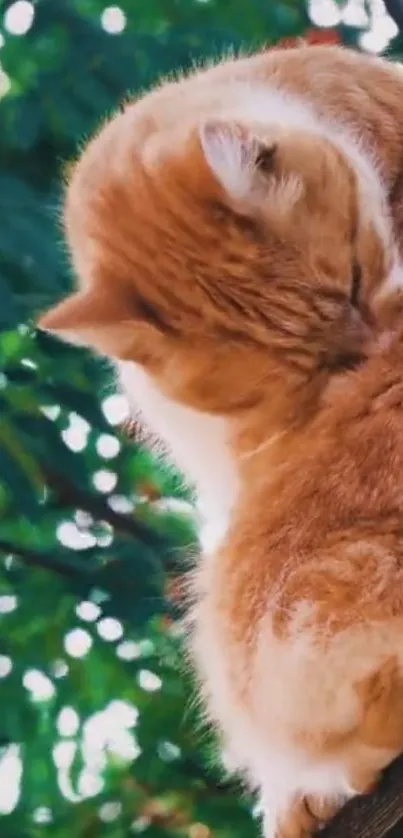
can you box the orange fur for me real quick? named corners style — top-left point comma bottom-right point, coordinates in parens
top-left (38, 45), bottom-right (403, 838)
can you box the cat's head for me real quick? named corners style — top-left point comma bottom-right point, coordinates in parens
top-left (39, 107), bottom-right (393, 420)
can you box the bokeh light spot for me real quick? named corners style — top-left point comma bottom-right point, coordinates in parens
top-left (102, 394), bottom-right (129, 425)
top-left (57, 707), bottom-right (80, 737)
top-left (138, 669), bottom-right (162, 692)
top-left (0, 656), bottom-right (12, 678)
top-left (101, 6), bottom-right (127, 34)
top-left (97, 433), bottom-right (121, 459)
top-left (4, 1), bottom-right (35, 35)
top-left (97, 617), bottom-right (123, 642)
top-left (76, 601), bottom-right (101, 622)
top-left (0, 594), bottom-right (18, 613)
top-left (64, 628), bottom-right (93, 659)
top-left (99, 800), bottom-right (122, 822)
top-left (23, 669), bottom-right (55, 701)
top-left (93, 469), bottom-right (117, 493)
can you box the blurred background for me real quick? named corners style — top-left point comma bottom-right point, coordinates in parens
top-left (0, 1), bottom-right (402, 837)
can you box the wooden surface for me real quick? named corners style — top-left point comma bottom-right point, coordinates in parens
top-left (322, 756), bottom-right (403, 838)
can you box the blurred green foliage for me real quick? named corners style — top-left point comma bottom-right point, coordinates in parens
top-left (0, 1), bottom-right (401, 837)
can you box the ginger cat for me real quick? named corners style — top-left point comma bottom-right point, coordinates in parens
top-left (39, 45), bottom-right (403, 836)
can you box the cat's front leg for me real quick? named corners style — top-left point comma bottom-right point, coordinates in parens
top-left (274, 796), bottom-right (341, 838)
top-left (261, 794), bottom-right (342, 838)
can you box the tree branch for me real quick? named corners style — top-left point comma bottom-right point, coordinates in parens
top-left (0, 468), bottom-right (189, 581)
top-left (0, 538), bottom-right (92, 579)
top-left (45, 469), bottom-right (169, 547)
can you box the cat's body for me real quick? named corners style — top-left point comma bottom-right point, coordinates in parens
top-left (190, 329), bottom-right (403, 836)
top-left (39, 45), bottom-right (403, 836)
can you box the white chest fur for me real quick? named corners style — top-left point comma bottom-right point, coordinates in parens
top-left (117, 360), bottom-right (239, 550)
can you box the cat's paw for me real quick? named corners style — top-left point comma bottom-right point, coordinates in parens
top-left (273, 795), bottom-right (341, 838)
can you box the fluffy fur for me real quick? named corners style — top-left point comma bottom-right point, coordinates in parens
top-left (38, 45), bottom-right (403, 836)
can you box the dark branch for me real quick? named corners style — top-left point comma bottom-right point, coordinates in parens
top-left (45, 469), bottom-right (169, 547)
top-left (0, 539), bottom-right (91, 579)
top-left (0, 469), bottom-right (189, 581)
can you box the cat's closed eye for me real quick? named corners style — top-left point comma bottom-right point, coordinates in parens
top-left (350, 262), bottom-right (362, 309)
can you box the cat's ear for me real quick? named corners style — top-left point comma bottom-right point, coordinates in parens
top-left (198, 119), bottom-right (302, 210)
top-left (199, 119), bottom-right (274, 201)
top-left (39, 289), bottom-right (125, 349)
top-left (38, 289), bottom-right (161, 361)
